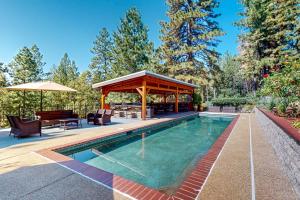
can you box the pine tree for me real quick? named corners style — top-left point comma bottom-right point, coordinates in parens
top-left (90, 28), bottom-right (113, 83)
top-left (237, 0), bottom-right (300, 73)
top-left (9, 46), bottom-right (44, 84)
top-left (31, 44), bottom-right (45, 80)
top-left (236, 0), bottom-right (300, 96)
top-left (160, 0), bottom-right (224, 85)
top-left (50, 53), bottom-right (79, 108)
top-left (219, 53), bottom-right (244, 96)
top-left (8, 45), bottom-right (45, 115)
top-left (111, 8), bottom-right (155, 77)
top-left (0, 62), bottom-right (8, 87)
top-left (74, 70), bottom-right (99, 115)
top-left (263, 0), bottom-right (300, 64)
top-left (51, 53), bottom-right (79, 85)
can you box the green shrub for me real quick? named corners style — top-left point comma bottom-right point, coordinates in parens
top-left (261, 61), bottom-right (300, 103)
top-left (268, 99), bottom-right (276, 110)
top-left (192, 93), bottom-right (202, 105)
top-left (287, 101), bottom-right (300, 118)
top-left (277, 102), bottom-right (287, 115)
top-left (211, 97), bottom-right (252, 107)
top-left (292, 121), bottom-right (300, 129)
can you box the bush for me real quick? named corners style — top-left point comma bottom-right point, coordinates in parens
top-left (192, 93), bottom-right (202, 105)
top-left (268, 99), bottom-right (276, 110)
top-left (276, 102), bottom-right (287, 115)
top-left (292, 121), bottom-right (300, 129)
top-left (286, 101), bottom-right (300, 118)
top-left (211, 97), bottom-right (252, 107)
top-left (261, 61), bottom-right (300, 103)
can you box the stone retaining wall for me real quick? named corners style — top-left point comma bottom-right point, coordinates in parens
top-left (255, 108), bottom-right (300, 197)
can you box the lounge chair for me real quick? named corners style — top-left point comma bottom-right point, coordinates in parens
top-left (7, 115), bottom-right (41, 137)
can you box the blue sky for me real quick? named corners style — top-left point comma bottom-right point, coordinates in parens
top-left (0, 0), bottom-right (243, 72)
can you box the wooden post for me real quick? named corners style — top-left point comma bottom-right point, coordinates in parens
top-left (163, 94), bottom-right (167, 104)
top-left (142, 80), bottom-right (147, 120)
top-left (40, 90), bottom-right (43, 111)
top-left (101, 94), bottom-right (105, 109)
top-left (175, 87), bottom-right (179, 113)
top-left (100, 89), bottom-right (110, 109)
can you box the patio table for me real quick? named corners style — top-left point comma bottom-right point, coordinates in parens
top-left (59, 118), bottom-right (82, 131)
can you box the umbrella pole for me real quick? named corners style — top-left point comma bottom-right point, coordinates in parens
top-left (23, 90), bottom-right (26, 117)
top-left (40, 90), bottom-right (43, 111)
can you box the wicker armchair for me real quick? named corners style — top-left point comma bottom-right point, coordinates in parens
top-left (7, 116), bottom-right (41, 137)
top-left (94, 109), bottom-right (112, 125)
top-left (93, 109), bottom-right (105, 125)
top-left (86, 113), bottom-right (95, 124)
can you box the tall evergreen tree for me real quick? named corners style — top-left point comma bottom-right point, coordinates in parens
top-left (9, 45), bottom-right (44, 84)
top-left (237, 0), bottom-right (300, 74)
top-left (51, 53), bottom-right (79, 85)
top-left (263, 0), bottom-right (300, 64)
top-left (31, 44), bottom-right (45, 79)
top-left (90, 28), bottom-right (113, 83)
top-left (74, 70), bottom-right (99, 112)
top-left (50, 53), bottom-right (79, 108)
top-left (0, 62), bottom-right (8, 87)
top-left (160, 0), bottom-right (224, 85)
top-left (0, 62), bottom-right (10, 126)
top-left (111, 8), bottom-right (155, 77)
top-left (7, 45), bottom-right (45, 115)
top-left (219, 53), bottom-right (244, 96)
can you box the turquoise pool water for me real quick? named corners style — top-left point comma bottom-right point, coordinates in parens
top-left (61, 115), bottom-right (234, 193)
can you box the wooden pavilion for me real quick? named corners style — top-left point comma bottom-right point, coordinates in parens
top-left (92, 70), bottom-right (198, 120)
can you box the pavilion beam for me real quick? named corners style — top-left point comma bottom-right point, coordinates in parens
top-left (141, 80), bottom-right (147, 120)
top-left (144, 76), bottom-right (193, 90)
top-left (109, 84), bottom-right (141, 91)
top-left (146, 85), bottom-right (177, 93)
top-left (146, 88), bottom-right (151, 94)
top-left (136, 87), bottom-right (143, 96)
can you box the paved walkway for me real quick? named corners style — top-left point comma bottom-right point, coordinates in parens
top-left (198, 113), bottom-right (298, 200)
top-left (0, 112), bottom-right (298, 200)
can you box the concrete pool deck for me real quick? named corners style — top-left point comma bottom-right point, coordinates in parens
top-left (198, 113), bottom-right (298, 200)
top-left (0, 112), bottom-right (298, 200)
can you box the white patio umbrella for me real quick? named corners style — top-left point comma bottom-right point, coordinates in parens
top-left (3, 81), bottom-right (77, 112)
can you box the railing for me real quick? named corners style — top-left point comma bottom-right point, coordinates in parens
top-left (0, 103), bottom-right (99, 128)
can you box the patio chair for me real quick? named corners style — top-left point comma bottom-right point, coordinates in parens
top-left (118, 111), bottom-right (125, 118)
top-left (6, 116), bottom-right (16, 136)
top-left (86, 113), bottom-right (95, 124)
top-left (94, 109), bottom-right (113, 125)
top-left (6, 115), bottom-right (41, 137)
top-left (93, 109), bottom-right (106, 125)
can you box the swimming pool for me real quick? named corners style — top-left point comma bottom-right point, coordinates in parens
top-left (57, 114), bottom-right (235, 194)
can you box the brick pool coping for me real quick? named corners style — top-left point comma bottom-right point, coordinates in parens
top-left (37, 113), bottom-right (239, 200)
top-left (258, 108), bottom-right (300, 143)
